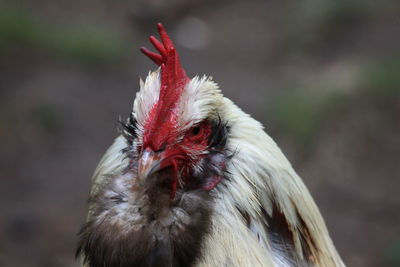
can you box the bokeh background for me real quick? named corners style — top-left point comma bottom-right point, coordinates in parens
top-left (1, 0), bottom-right (399, 266)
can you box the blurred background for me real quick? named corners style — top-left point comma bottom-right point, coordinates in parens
top-left (0, 0), bottom-right (399, 266)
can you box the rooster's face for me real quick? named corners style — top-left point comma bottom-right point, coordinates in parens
top-left (77, 24), bottom-right (230, 267)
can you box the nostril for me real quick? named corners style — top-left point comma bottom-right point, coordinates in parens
top-left (153, 147), bottom-right (164, 153)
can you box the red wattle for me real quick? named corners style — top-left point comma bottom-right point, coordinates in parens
top-left (202, 175), bottom-right (222, 191)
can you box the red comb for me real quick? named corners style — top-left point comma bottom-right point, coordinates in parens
top-left (140, 23), bottom-right (188, 85)
top-left (140, 23), bottom-right (190, 151)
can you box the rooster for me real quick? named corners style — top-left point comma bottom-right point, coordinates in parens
top-left (76, 23), bottom-right (345, 267)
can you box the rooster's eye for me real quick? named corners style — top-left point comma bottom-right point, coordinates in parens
top-left (186, 123), bottom-right (211, 142)
top-left (192, 126), bottom-right (201, 136)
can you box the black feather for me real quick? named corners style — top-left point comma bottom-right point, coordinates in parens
top-left (119, 113), bottom-right (138, 144)
top-left (209, 116), bottom-right (229, 150)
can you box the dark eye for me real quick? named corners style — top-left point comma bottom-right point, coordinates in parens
top-left (192, 126), bottom-right (201, 136)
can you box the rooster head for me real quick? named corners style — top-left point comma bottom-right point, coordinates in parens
top-left (77, 23), bottom-right (230, 267)
top-left (125, 23), bottom-right (229, 200)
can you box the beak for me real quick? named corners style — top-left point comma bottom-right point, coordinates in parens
top-left (138, 147), bottom-right (163, 180)
top-left (138, 147), bottom-right (181, 199)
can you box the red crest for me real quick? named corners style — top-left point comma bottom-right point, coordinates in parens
top-left (140, 23), bottom-right (190, 151)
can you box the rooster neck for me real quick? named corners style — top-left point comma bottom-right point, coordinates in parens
top-left (199, 99), bottom-right (345, 267)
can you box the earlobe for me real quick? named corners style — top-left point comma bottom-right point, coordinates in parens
top-left (202, 175), bottom-right (222, 191)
